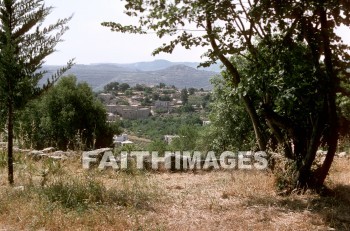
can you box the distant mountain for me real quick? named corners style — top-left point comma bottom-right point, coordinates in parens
top-left (115, 59), bottom-right (222, 72)
top-left (42, 61), bottom-right (219, 91)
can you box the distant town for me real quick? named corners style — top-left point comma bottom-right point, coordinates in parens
top-left (97, 81), bottom-right (212, 145)
top-left (97, 81), bottom-right (211, 120)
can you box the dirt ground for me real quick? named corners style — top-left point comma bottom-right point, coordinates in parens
top-left (0, 154), bottom-right (349, 230)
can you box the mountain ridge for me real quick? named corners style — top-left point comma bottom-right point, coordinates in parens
top-left (42, 60), bottom-right (220, 91)
top-left (89, 59), bottom-right (221, 72)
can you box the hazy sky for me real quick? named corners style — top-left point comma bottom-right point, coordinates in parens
top-left (43, 0), bottom-right (206, 65)
top-left (43, 0), bottom-right (350, 65)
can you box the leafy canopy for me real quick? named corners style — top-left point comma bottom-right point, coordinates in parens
top-left (103, 0), bottom-right (350, 191)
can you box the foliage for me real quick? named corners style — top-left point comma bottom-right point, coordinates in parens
top-left (0, 0), bottom-right (73, 184)
top-left (147, 139), bottom-right (169, 156)
top-left (170, 125), bottom-right (200, 151)
top-left (188, 93), bottom-right (211, 110)
top-left (200, 75), bottom-right (256, 153)
top-left (134, 83), bottom-right (146, 91)
top-left (144, 86), bottom-right (153, 94)
top-left (16, 76), bottom-right (120, 150)
top-left (152, 92), bottom-right (159, 101)
top-left (0, 150), bottom-right (6, 168)
top-left (121, 114), bottom-right (202, 140)
top-left (180, 88), bottom-right (188, 105)
top-left (177, 103), bottom-right (195, 113)
top-left (104, 81), bottom-right (120, 93)
top-left (125, 89), bottom-right (133, 96)
top-left (188, 88), bottom-right (196, 95)
top-left (103, 0), bottom-right (350, 192)
top-left (141, 96), bottom-right (152, 106)
top-left (119, 83), bottom-right (130, 92)
top-left (41, 176), bottom-right (106, 211)
top-left (39, 174), bottom-right (159, 211)
top-left (338, 94), bottom-right (350, 137)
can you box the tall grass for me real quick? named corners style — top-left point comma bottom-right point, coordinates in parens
top-left (0, 168), bottom-right (160, 229)
top-left (40, 176), bottom-right (106, 211)
top-left (1, 172), bottom-right (160, 212)
top-left (0, 150), bottom-right (6, 168)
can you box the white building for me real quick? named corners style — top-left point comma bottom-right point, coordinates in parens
top-left (113, 134), bottom-right (135, 146)
top-left (164, 135), bottom-right (180, 144)
top-left (120, 140), bottom-right (134, 146)
top-left (113, 134), bottom-right (128, 143)
top-left (202, 120), bottom-right (211, 126)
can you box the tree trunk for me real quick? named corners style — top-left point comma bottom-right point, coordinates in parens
top-left (242, 96), bottom-right (267, 151)
top-left (7, 100), bottom-right (14, 185)
top-left (314, 4), bottom-right (339, 188)
top-left (288, 6), bottom-right (339, 192)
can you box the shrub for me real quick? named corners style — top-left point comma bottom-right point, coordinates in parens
top-left (16, 76), bottom-right (121, 150)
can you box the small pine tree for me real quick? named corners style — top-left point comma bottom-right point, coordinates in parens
top-left (0, 0), bottom-right (73, 184)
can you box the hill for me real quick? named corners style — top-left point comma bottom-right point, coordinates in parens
top-left (115, 59), bottom-right (221, 72)
top-left (42, 60), bottom-right (219, 91)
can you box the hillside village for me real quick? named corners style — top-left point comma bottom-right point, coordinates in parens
top-left (96, 82), bottom-right (212, 146)
top-left (98, 82), bottom-right (211, 121)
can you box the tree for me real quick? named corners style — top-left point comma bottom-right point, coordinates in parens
top-left (144, 86), bottom-right (153, 95)
top-left (0, 0), bottom-right (73, 184)
top-left (180, 88), bottom-right (188, 105)
top-left (179, 104), bottom-right (194, 113)
top-left (125, 89), bottom-right (133, 96)
top-left (188, 88), bottom-right (196, 95)
top-left (134, 83), bottom-right (145, 91)
top-left (104, 81), bottom-right (120, 93)
top-left (152, 92), bottom-right (160, 101)
top-left (159, 82), bottom-right (166, 89)
top-left (119, 83), bottom-right (130, 92)
top-left (103, 0), bottom-right (350, 192)
top-left (17, 76), bottom-right (120, 150)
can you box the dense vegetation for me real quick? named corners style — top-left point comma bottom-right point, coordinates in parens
top-left (16, 76), bottom-right (120, 150)
top-left (121, 114), bottom-right (202, 141)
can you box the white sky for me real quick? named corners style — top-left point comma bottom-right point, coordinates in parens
top-left (43, 0), bottom-right (206, 65)
top-left (43, 0), bottom-right (350, 65)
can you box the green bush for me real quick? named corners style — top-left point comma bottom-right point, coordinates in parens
top-left (16, 76), bottom-right (121, 150)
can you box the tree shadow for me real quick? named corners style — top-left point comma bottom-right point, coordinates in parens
top-left (245, 184), bottom-right (350, 230)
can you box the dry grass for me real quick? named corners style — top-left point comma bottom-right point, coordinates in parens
top-left (0, 151), bottom-right (349, 230)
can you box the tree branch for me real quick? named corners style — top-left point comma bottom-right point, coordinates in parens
top-left (205, 15), bottom-right (240, 86)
